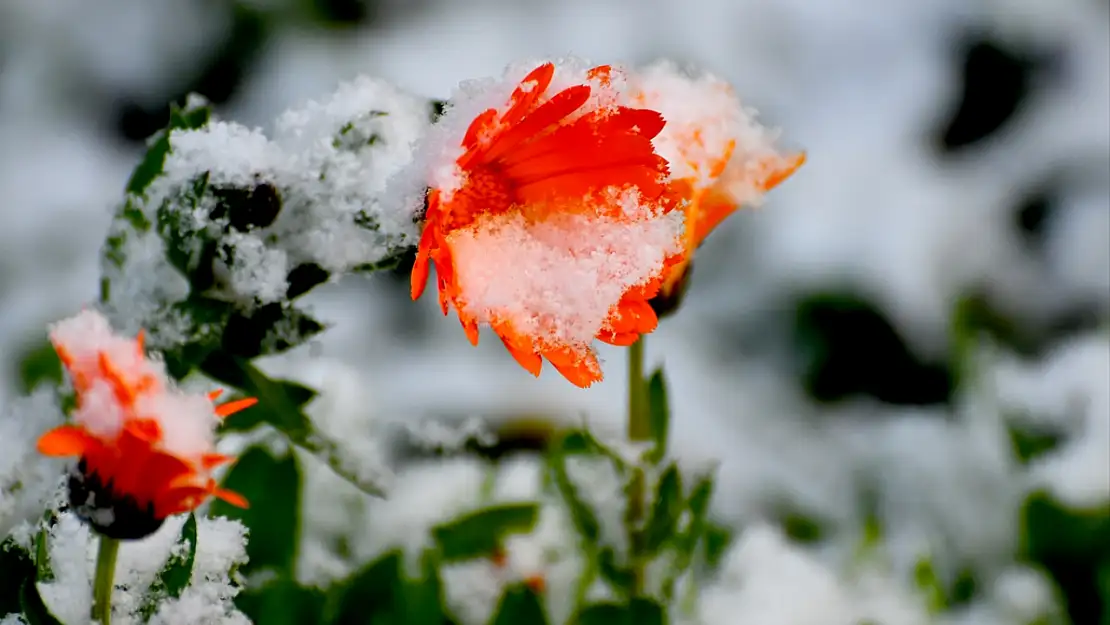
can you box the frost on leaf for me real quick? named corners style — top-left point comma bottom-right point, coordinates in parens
top-left (29, 511), bottom-right (250, 625)
top-left (98, 78), bottom-right (430, 377)
top-left (0, 390), bottom-right (65, 542)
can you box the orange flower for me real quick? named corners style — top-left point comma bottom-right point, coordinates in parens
top-left (36, 310), bottom-right (257, 540)
top-left (411, 61), bottom-right (684, 388)
top-left (629, 62), bottom-right (805, 300)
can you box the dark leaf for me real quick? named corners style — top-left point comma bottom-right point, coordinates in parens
top-left (140, 514), bottom-right (198, 620)
top-left (20, 579), bottom-right (64, 625)
top-left (432, 503), bottom-right (540, 563)
top-left (221, 303), bottom-right (327, 360)
top-left (211, 447), bottom-right (301, 577)
top-left (201, 354), bottom-right (315, 441)
top-left (641, 464), bottom-right (683, 555)
top-left (490, 584), bottom-right (547, 625)
top-left (16, 339), bottom-right (62, 394)
top-left (327, 551), bottom-right (403, 625)
top-left (597, 548), bottom-right (634, 595)
top-left (0, 540), bottom-right (34, 615)
top-left (1021, 492), bottom-right (1110, 625)
top-left (645, 369), bottom-right (670, 464)
top-left (236, 577), bottom-right (326, 625)
top-left (126, 102), bottom-right (210, 196)
top-left (573, 598), bottom-right (665, 625)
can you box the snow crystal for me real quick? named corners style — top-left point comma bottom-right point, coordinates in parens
top-left (218, 232), bottom-right (290, 305)
top-left (0, 389), bottom-right (65, 540)
top-left (105, 75), bottom-right (430, 346)
top-left (147, 516), bottom-right (250, 625)
top-left (33, 511), bottom-right (249, 625)
top-left (995, 332), bottom-right (1110, 507)
top-left (162, 122), bottom-right (282, 191)
top-left (37, 513), bottom-right (93, 624)
top-left (448, 208), bottom-right (683, 351)
top-left (633, 59), bottom-right (791, 201)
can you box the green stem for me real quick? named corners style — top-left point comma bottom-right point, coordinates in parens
top-left (627, 337), bottom-right (649, 441)
top-left (92, 535), bottom-right (119, 625)
top-left (626, 336), bottom-right (649, 596)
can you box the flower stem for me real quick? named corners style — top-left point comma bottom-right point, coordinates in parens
top-left (626, 336), bottom-right (649, 596)
top-left (92, 535), bottom-right (119, 625)
top-left (627, 336), bottom-right (649, 441)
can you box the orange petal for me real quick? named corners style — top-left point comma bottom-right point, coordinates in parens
top-left (607, 297), bottom-right (658, 337)
top-left (36, 425), bottom-right (94, 457)
top-left (543, 346), bottom-right (602, 388)
top-left (481, 85), bottom-right (592, 164)
top-left (411, 206), bottom-right (439, 301)
top-left (525, 575), bottom-right (546, 594)
top-left (125, 418), bottom-right (163, 443)
top-left (135, 329), bottom-right (146, 354)
top-left (760, 152), bottom-right (806, 192)
top-left (201, 453), bottom-right (234, 470)
top-left (214, 397), bottom-right (258, 418)
top-left (207, 389), bottom-right (224, 402)
top-left (500, 63), bottom-right (556, 129)
top-left (212, 486), bottom-right (249, 509)
top-left (53, 344), bottom-right (75, 369)
top-left (498, 334), bottom-right (543, 378)
top-left (460, 315), bottom-right (481, 346)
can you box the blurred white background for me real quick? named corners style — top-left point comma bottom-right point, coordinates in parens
top-left (1, 1), bottom-right (1107, 623)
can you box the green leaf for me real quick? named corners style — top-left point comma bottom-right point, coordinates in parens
top-left (573, 598), bottom-right (666, 625)
top-left (221, 303), bottom-right (327, 360)
top-left (158, 296), bottom-right (235, 380)
top-left (641, 464), bottom-right (683, 556)
top-left (773, 504), bottom-right (827, 545)
top-left (400, 549), bottom-right (454, 625)
top-left (662, 473), bottom-right (716, 601)
top-left (127, 102), bottom-right (211, 196)
top-left (201, 353), bottom-right (315, 441)
top-left (211, 447), bottom-right (301, 577)
top-left (236, 578), bottom-right (326, 625)
top-left (549, 447), bottom-right (601, 544)
top-left (490, 584), bottom-right (547, 625)
top-left (1008, 424), bottom-right (1063, 465)
top-left (140, 514), bottom-right (198, 620)
top-left (1, 539), bottom-right (34, 615)
top-left (597, 548), bottom-right (634, 594)
top-left (156, 172), bottom-right (216, 289)
top-left (574, 603), bottom-right (626, 625)
top-left (645, 369), bottom-right (670, 463)
top-left (20, 579), bottom-right (63, 625)
top-left (432, 503), bottom-right (540, 563)
top-left (914, 556), bottom-right (946, 614)
top-left (327, 551), bottom-right (403, 625)
top-left (628, 598), bottom-right (665, 625)
top-left (557, 430), bottom-right (627, 472)
top-left (1021, 492), bottom-right (1110, 625)
top-left (16, 339), bottom-right (62, 394)
top-left (703, 522), bottom-right (733, 569)
top-left (34, 519), bottom-right (52, 583)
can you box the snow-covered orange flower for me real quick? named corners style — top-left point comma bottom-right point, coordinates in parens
top-left (629, 62), bottom-right (805, 301)
top-left (36, 310), bottom-right (257, 540)
top-left (411, 61), bottom-right (685, 388)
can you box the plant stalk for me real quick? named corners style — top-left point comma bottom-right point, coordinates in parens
top-left (626, 336), bottom-right (649, 596)
top-left (627, 337), bottom-right (650, 441)
top-left (92, 535), bottom-right (120, 625)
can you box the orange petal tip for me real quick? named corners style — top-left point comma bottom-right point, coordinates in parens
top-left (36, 425), bottom-right (91, 457)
